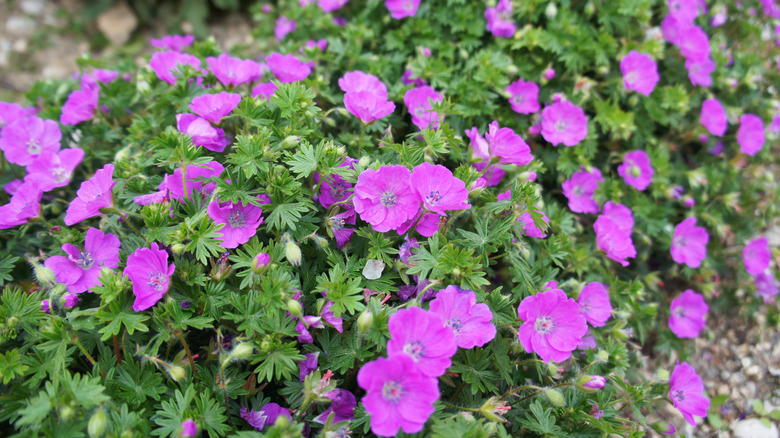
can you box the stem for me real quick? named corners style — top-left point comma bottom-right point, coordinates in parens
top-left (513, 358), bottom-right (547, 366)
top-left (295, 395), bottom-right (314, 421)
top-left (73, 334), bottom-right (106, 378)
top-left (357, 123), bottom-right (367, 157)
top-left (438, 401), bottom-right (481, 413)
top-left (182, 163), bottom-right (189, 201)
top-left (450, 381), bottom-right (467, 402)
top-left (216, 330), bottom-right (234, 427)
top-left (175, 331), bottom-right (196, 374)
top-left (118, 212), bottom-right (148, 242)
top-left (114, 335), bottom-right (122, 365)
top-left (501, 384), bottom-right (543, 399)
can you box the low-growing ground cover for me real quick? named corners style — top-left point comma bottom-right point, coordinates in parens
top-left (1, 0), bottom-right (779, 437)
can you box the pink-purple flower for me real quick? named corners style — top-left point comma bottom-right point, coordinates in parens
top-left (517, 288), bottom-right (588, 363)
top-left (518, 210), bottom-right (549, 238)
top-left (175, 114), bottom-right (227, 153)
top-left (668, 0), bottom-right (699, 23)
top-left (0, 182), bottom-right (43, 229)
top-left (339, 71), bottom-right (389, 99)
top-left (737, 114), bottom-right (765, 156)
top-left (668, 289), bottom-right (708, 338)
top-left (620, 51), bottom-right (660, 96)
top-left (0, 116), bottom-right (61, 166)
top-left (150, 34), bottom-right (194, 52)
top-left (485, 0), bottom-right (516, 38)
top-left (678, 26), bottom-right (711, 61)
top-left (180, 419), bottom-right (198, 438)
top-left (64, 164), bottom-right (117, 226)
top-left (671, 217), bottom-right (709, 269)
top-left (315, 158), bottom-right (356, 209)
top-left (428, 285), bottom-right (496, 349)
top-left (410, 162), bottom-right (470, 215)
top-left (669, 362), bottom-right (710, 426)
top-left (189, 92), bottom-right (241, 124)
top-left (265, 53), bottom-right (311, 83)
top-left (0, 101), bottom-right (32, 128)
top-left (484, 121), bottom-right (533, 165)
top-left (44, 228), bottom-right (120, 293)
top-left (252, 82), bottom-right (278, 100)
top-left (386, 307), bottom-right (457, 376)
top-left (541, 100), bottom-right (589, 147)
top-left (700, 98), bottom-right (727, 136)
top-left (207, 199), bottom-right (265, 249)
top-left (353, 165), bottom-right (419, 233)
top-left (754, 271), bottom-right (779, 301)
top-left (562, 167), bottom-right (603, 214)
top-left (149, 51), bottom-right (201, 85)
top-left (578, 282), bottom-right (612, 327)
top-left (344, 91), bottom-right (396, 124)
top-left (240, 403), bottom-right (292, 431)
top-left (743, 237), bottom-right (771, 276)
top-left (404, 86), bottom-right (443, 130)
top-left (617, 150), bottom-right (654, 191)
top-left (274, 16), bottom-right (297, 41)
top-left (206, 54), bottom-right (262, 87)
top-left (318, 0), bottom-right (348, 12)
top-left (313, 388), bottom-right (356, 424)
top-left (60, 87), bottom-right (98, 125)
top-left (506, 79), bottom-right (541, 114)
top-left (357, 354), bottom-right (439, 436)
top-left (594, 213), bottom-right (636, 267)
top-left (385, 0), bottom-right (420, 19)
top-left (124, 242), bottom-right (175, 312)
top-left (24, 148), bottom-right (84, 192)
top-left (685, 57), bottom-right (715, 87)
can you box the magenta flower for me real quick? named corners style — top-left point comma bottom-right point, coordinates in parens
top-left (594, 215), bottom-right (636, 267)
top-left (150, 34), bottom-right (194, 51)
top-left (668, 0), bottom-right (699, 23)
top-left (188, 92), bottom-right (241, 124)
top-left (252, 82), bottom-right (278, 100)
top-left (275, 16), bottom-right (297, 40)
top-left (296, 316), bottom-right (324, 343)
top-left (303, 39), bottom-right (328, 51)
top-left (299, 352), bottom-right (319, 381)
top-left (505, 79), bottom-right (540, 114)
top-left (484, 0), bottom-right (516, 38)
top-left (737, 114), bottom-right (765, 156)
top-left (544, 68), bottom-right (556, 80)
top-left (149, 51), bottom-right (201, 85)
top-left (396, 210), bottom-right (441, 237)
top-left (167, 161), bottom-right (224, 202)
top-left (518, 210), bottom-right (549, 238)
top-left (44, 228), bottom-right (120, 293)
top-left (124, 242), bottom-right (175, 312)
top-left (484, 121), bottom-right (533, 165)
top-left (562, 167), bottom-right (603, 214)
top-left (175, 114), bottom-right (227, 153)
top-left (0, 102), bottom-right (31, 128)
top-left (265, 53), bottom-right (311, 83)
top-left (699, 98), bottom-right (727, 136)
top-left (240, 404), bottom-right (292, 431)
top-left (357, 355), bottom-right (439, 436)
top-left (385, 0), bottom-right (420, 19)
top-left (669, 289), bottom-right (708, 338)
top-left (0, 116), bottom-right (61, 166)
top-left (661, 14), bottom-right (689, 45)
top-left (344, 91), bottom-right (396, 124)
top-left (617, 150), bottom-right (654, 191)
top-left (60, 87), bottom-right (98, 125)
top-left (180, 419), bottom-right (198, 438)
top-left (387, 307), bottom-right (457, 376)
top-left (313, 389), bottom-right (356, 424)
top-left (669, 362), bottom-right (710, 426)
top-left (578, 282), bottom-right (612, 327)
top-left (398, 237), bottom-right (419, 264)
top-left (0, 182), bottom-right (43, 229)
top-left (685, 57), bottom-right (715, 87)
top-left (403, 86), bottom-right (443, 130)
top-left (64, 164), bottom-right (116, 226)
top-left (541, 101), bottom-right (588, 147)
top-left (318, 0), bottom-right (348, 12)
top-left (517, 288), bottom-right (588, 363)
top-left (207, 199), bottom-right (264, 249)
top-left (315, 158), bottom-right (356, 209)
top-left (24, 148), bottom-right (84, 192)
top-left (602, 201), bottom-right (634, 231)
top-left (620, 51), bottom-right (660, 96)
top-left (754, 271), bottom-right (779, 301)
top-left (671, 217), bottom-right (709, 268)
top-left (353, 165), bottom-right (419, 233)
top-left (409, 162), bottom-right (470, 215)
top-left (582, 375), bottom-right (607, 390)
top-left (428, 285), bottom-right (496, 349)
top-left (743, 237), bottom-right (771, 275)
top-left (339, 71), bottom-right (388, 100)
top-left (205, 53), bottom-right (262, 87)
top-left (678, 26), bottom-right (711, 61)
top-left (465, 129), bottom-right (505, 186)
top-left (401, 69), bottom-right (426, 87)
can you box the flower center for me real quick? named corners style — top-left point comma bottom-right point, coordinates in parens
top-left (331, 182), bottom-right (347, 199)
top-left (380, 191), bottom-right (397, 207)
top-left (512, 95), bottom-right (525, 106)
top-left (76, 252), bottom-right (94, 269)
top-left (426, 190), bottom-right (443, 206)
top-left (674, 307), bottom-right (687, 318)
top-left (26, 139), bottom-right (41, 155)
top-left (674, 236), bottom-right (687, 248)
top-left (534, 316), bottom-right (557, 334)
top-left (630, 164), bottom-right (641, 178)
top-left (555, 120), bottom-right (567, 132)
top-left (572, 185), bottom-right (584, 197)
top-left (445, 318), bottom-right (463, 333)
top-left (626, 71), bottom-right (639, 84)
top-left (329, 217), bottom-right (346, 230)
top-left (52, 167), bottom-right (69, 183)
top-left (382, 380), bottom-right (404, 403)
top-left (673, 389), bottom-right (686, 402)
top-left (147, 272), bottom-right (166, 291)
top-left (404, 0), bottom-right (414, 10)
top-left (228, 210), bottom-right (246, 227)
top-left (580, 299), bottom-right (592, 313)
top-left (402, 339), bottom-right (426, 361)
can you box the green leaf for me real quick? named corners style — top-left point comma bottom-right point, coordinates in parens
top-left (152, 386), bottom-right (196, 437)
top-left (15, 389), bottom-right (52, 427)
top-left (0, 349), bottom-right (28, 384)
top-left (253, 341), bottom-right (305, 383)
top-left (0, 253), bottom-right (19, 285)
top-left (288, 142), bottom-right (322, 178)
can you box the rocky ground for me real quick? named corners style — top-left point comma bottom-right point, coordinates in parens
top-left (2, 1), bottom-right (779, 436)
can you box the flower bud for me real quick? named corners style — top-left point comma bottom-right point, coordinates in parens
top-left (597, 350), bottom-right (610, 362)
top-left (358, 156), bottom-right (370, 168)
top-left (168, 365), bottom-right (187, 382)
top-left (232, 343), bottom-right (254, 361)
top-left (252, 252), bottom-right (271, 273)
top-left (479, 396), bottom-right (512, 422)
top-left (88, 408), bottom-right (108, 438)
top-left (584, 1), bottom-right (596, 15)
top-left (274, 414), bottom-right (290, 427)
top-left (181, 419), bottom-right (198, 438)
top-left (120, 430), bottom-right (134, 438)
top-left (33, 262), bottom-right (56, 286)
top-left (577, 375), bottom-right (606, 392)
top-left (41, 300), bottom-right (51, 314)
top-left (287, 299), bottom-right (303, 319)
top-left (544, 389), bottom-right (565, 407)
top-left (59, 405), bottom-right (75, 420)
top-left (506, 64), bottom-right (519, 76)
top-left (546, 362), bottom-right (560, 376)
top-left (545, 2), bottom-right (558, 18)
top-left (285, 241), bottom-right (302, 266)
top-left (656, 368), bottom-right (669, 381)
top-left (357, 310), bottom-right (374, 335)
top-left (171, 243), bottom-right (185, 254)
top-left (280, 135), bottom-right (301, 149)
top-left (62, 293), bottom-right (79, 309)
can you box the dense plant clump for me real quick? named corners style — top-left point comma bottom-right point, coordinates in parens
top-left (1, 0), bottom-right (780, 436)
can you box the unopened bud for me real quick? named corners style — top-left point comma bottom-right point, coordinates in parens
top-left (287, 299), bottom-right (303, 319)
top-left (171, 243), bottom-right (185, 254)
top-left (584, 1), bottom-right (596, 16)
top-left (34, 262), bottom-right (57, 286)
top-left (168, 365), bottom-right (187, 382)
top-left (656, 369), bottom-right (669, 381)
top-left (252, 252), bottom-right (271, 273)
top-left (120, 430), bottom-right (134, 438)
top-left (597, 350), bottom-right (610, 362)
top-left (546, 362), bottom-right (560, 376)
top-left (544, 389), bottom-right (565, 407)
top-left (506, 64), bottom-right (519, 76)
top-left (181, 419), bottom-right (198, 438)
top-left (545, 2), bottom-right (558, 18)
top-left (285, 241), bottom-right (302, 266)
top-left (358, 156), bottom-right (370, 168)
top-left (88, 408), bottom-right (108, 438)
top-left (59, 405), bottom-right (75, 420)
top-left (577, 375), bottom-right (606, 393)
top-left (274, 414), bottom-right (290, 427)
top-left (62, 293), bottom-right (79, 309)
top-left (232, 343), bottom-right (254, 361)
top-left (280, 135), bottom-right (301, 149)
top-left (357, 311), bottom-right (374, 335)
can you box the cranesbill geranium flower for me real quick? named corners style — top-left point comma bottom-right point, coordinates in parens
top-left (404, 86), bottom-right (443, 130)
top-left (506, 79), bottom-right (541, 114)
top-left (150, 34), bottom-right (194, 51)
top-left (125, 242), bottom-right (175, 312)
top-left (175, 114), bottom-right (227, 152)
top-left (275, 16), bottom-right (297, 40)
top-left (668, 0), bottom-right (699, 23)
top-left (358, 355), bottom-right (439, 436)
top-left (671, 217), bottom-right (709, 268)
top-left (410, 162), bottom-right (470, 216)
top-left (60, 87), bottom-right (98, 125)
top-left (207, 199), bottom-right (264, 249)
top-left (44, 228), bottom-right (120, 293)
top-left (401, 69), bottom-right (426, 87)
top-left (0, 182), bottom-right (42, 229)
top-left (299, 352), bottom-right (319, 381)
top-left (678, 25), bottom-right (711, 61)
top-left (737, 114), bottom-right (765, 156)
top-left (265, 53), bottom-right (311, 83)
top-left (484, 121), bottom-right (533, 165)
top-left (149, 51), bottom-right (201, 85)
top-left (562, 167), bottom-right (603, 214)
top-left (700, 98), bottom-right (727, 136)
top-left (24, 148), bottom-right (84, 192)
top-left (602, 201), bottom-right (634, 231)
top-left (167, 162), bottom-right (225, 201)
top-left (353, 165), bottom-right (419, 232)
top-left (743, 237), bottom-right (771, 275)
top-left (0, 116), bottom-right (61, 166)
top-left (189, 92), bottom-right (241, 124)
top-left (541, 100), bottom-right (588, 147)
top-left (661, 14), bottom-right (690, 45)
top-left (252, 82), bottom-right (278, 100)
top-left (339, 71), bottom-right (388, 99)
top-left (0, 101), bottom-right (31, 128)
top-left (669, 289), bottom-right (708, 338)
top-left (685, 57), bottom-right (715, 87)
top-left (484, 0), bottom-right (516, 38)
top-left (617, 150), bottom-right (654, 191)
top-left (396, 210), bottom-right (442, 237)
top-left (315, 157), bottom-right (356, 209)
top-left (517, 288), bottom-right (588, 363)
top-left (385, 0), bottom-right (420, 19)
top-left (428, 285), bottom-right (496, 349)
top-left (64, 164), bottom-right (116, 226)
top-left (344, 91), bottom-right (396, 124)
top-left (205, 53), bottom-right (262, 87)
top-left (387, 307), bottom-right (457, 377)
top-left (594, 215), bottom-right (636, 267)
top-left (313, 389), bottom-right (356, 424)
top-left (669, 362), bottom-right (710, 426)
top-left (240, 404), bottom-right (292, 431)
top-left (754, 270), bottom-right (779, 301)
top-left (578, 282), bottom-right (612, 327)
top-left (518, 210), bottom-right (549, 238)
top-left (620, 51), bottom-right (660, 96)
top-left (318, 0), bottom-right (348, 12)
